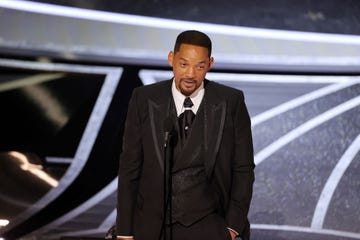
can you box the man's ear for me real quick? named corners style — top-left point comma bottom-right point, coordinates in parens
top-left (168, 51), bottom-right (174, 67)
top-left (208, 56), bottom-right (214, 69)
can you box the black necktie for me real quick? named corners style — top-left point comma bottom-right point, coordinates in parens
top-left (179, 97), bottom-right (195, 139)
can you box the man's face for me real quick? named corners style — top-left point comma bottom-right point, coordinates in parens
top-left (168, 43), bottom-right (214, 96)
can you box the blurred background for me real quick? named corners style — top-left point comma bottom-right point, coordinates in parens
top-left (0, 0), bottom-right (359, 239)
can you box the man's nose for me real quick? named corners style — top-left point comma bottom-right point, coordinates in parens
top-left (185, 66), bottom-right (195, 77)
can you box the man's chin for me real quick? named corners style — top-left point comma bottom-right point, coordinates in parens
top-left (180, 88), bottom-right (194, 96)
top-left (180, 84), bottom-right (197, 95)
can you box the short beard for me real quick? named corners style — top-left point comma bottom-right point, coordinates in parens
top-left (178, 79), bottom-right (196, 96)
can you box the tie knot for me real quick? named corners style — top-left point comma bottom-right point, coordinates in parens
top-left (183, 97), bottom-right (193, 108)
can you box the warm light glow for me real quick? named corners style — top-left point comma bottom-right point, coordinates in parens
top-left (0, 219), bottom-right (9, 227)
top-left (8, 151), bottom-right (59, 187)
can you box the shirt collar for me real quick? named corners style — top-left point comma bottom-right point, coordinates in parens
top-left (171, 78), bottom-right (204, 116)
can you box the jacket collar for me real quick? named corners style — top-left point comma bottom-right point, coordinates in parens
top-left (148, 79), bottom-right (226, 177)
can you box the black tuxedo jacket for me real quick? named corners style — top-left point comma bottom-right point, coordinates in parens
top-left (116, 79), bottom-right (255, 240)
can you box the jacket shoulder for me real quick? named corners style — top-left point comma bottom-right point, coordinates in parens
top-left (130, 79), bottom-right (172, 106)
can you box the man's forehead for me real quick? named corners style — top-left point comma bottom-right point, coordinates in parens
top-left (178, 57), bottom-right (208, 63)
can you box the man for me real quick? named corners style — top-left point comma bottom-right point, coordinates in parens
top-left (116, 30), bottom-right (255, 240)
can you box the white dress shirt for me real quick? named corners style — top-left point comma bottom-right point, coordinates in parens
top-left (171, 78), bottom-right (204, 116)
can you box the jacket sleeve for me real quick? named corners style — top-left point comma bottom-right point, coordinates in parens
top-left (116, 88), bottom-right (143, 236)
top-left (226, 92), bottom-right (255, 240)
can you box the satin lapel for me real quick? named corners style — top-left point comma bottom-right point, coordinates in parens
top-left (148, 95), bottom-right (174, 172)
top-left (204, 85), bottom-right (227, 179)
